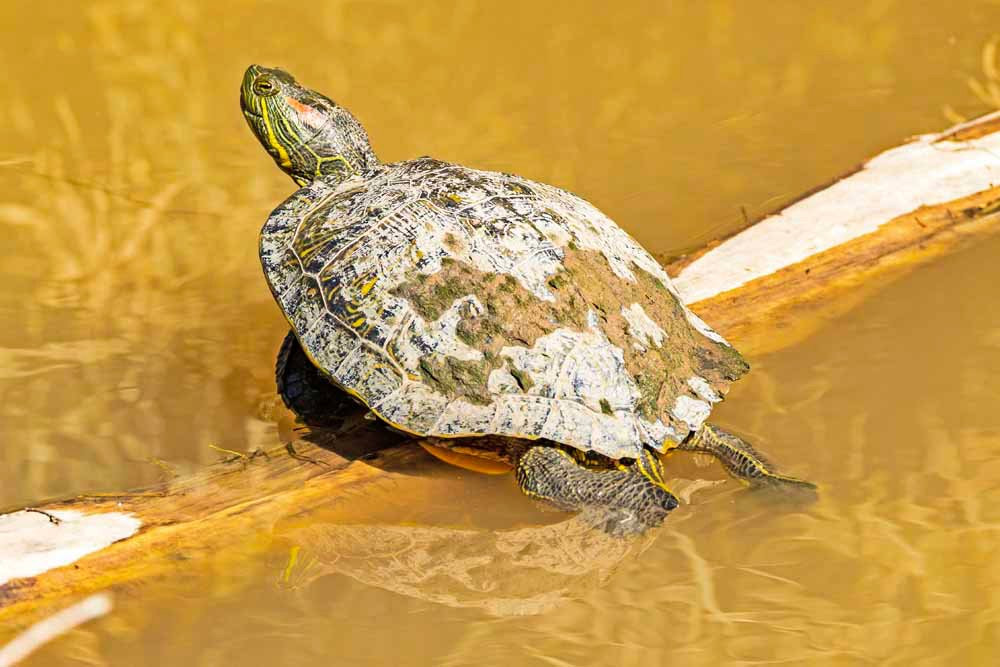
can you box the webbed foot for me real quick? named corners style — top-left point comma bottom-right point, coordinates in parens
top-left (515, 446), bottom-right (678, 535)
top-left (680, 423), bottom-right (816, 492)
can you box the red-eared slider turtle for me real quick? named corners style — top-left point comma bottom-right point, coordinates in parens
top-left (242, 65), bottom-right (813, 532)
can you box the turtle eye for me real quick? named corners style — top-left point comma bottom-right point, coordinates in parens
top-left (253, 75), bottom-right (278, 97)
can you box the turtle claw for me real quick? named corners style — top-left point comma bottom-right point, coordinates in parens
top-left (284, 442), bottom-right (331, 467)
top-left (209, 444), bottom-right (269, 469)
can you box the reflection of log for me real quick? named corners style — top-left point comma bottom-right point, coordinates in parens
top-left (5, 111), bottom-right (1000, 628)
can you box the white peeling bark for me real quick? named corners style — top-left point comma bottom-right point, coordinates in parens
top-left (0, 593), bottom-right (112, 667)
top-left (674, 124), bottom-right (1000, 304)
top-left (0, 511), bottom-right (141, 586)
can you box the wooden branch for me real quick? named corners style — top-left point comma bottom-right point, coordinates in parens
top-left (668, 111), bottom-right (1000, 354)
top-left (5, 111), bottom-right (1000, 628)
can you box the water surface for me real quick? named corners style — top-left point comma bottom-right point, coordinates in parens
top-left (2, 1), bottom-right (1000, 664)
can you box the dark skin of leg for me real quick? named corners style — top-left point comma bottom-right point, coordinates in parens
top-left (515, 446), bottom-right (678, 534)
top-left (677, 424), bottom-right (816, 491)
top-left (275, 330), bottom-right (365, 429)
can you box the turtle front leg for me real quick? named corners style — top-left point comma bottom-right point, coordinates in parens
top-left (515, 446), bottom-right (679, 535)
top-left (679, 423), bottom-right (816, 491)
top-left (275, 330), bottom-right (363, 428)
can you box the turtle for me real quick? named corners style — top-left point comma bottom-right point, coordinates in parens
top-left (241, 65), bottom-right (814, 533)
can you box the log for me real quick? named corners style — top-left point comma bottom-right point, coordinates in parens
top-left (5, 111), bottom-right (1000, 628)
top-left (668, 109), bottom-right (1000, 355)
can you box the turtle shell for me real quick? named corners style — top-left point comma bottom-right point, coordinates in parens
top-left (260, 158), bottom-right (748, 459)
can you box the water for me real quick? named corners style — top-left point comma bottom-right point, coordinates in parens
top-left (3, 1), bottom-right (1000, 664)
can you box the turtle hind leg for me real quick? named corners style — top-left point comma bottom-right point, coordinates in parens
top-left (275, 330), bottom-right (363, 428)
top-left (515, 446), bottom-right (679, 535)
top-left (681, 423), bottom-right (816, 491)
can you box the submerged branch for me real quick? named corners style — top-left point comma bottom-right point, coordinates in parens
top-left (0, 594), bottom-right (112, 667)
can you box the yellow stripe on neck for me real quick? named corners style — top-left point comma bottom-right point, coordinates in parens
top-left (636, 451), bottom-right (671, 492)
top-left (260, 101), bottom-right (292, 168)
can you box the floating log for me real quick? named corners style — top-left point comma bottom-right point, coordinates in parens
top-left (5, 111), bottom-right (1000, 628)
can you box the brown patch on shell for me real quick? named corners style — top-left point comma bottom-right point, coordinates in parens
top-left (392, 257), bottom-right (586, 353)
top-left (392, 249), bottom-right (747, 423)
top-left (558, 250), bottom-right (746, 420)
top-left (390, 257), bottom-right (577, 403)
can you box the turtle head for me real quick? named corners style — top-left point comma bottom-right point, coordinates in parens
top-left (240, 65), bottom-right (378, 186)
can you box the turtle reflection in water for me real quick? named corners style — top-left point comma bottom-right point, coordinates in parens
top-left (277, 511), bottom-right (658, 616)
top-left (242, 65), bottom-right (814, 534)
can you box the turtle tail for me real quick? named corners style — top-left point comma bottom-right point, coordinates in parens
top-left (679, 423), bottom-right (816, 491)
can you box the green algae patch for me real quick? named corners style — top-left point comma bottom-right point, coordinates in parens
top-left (417, 355), bottom-right (498, 405)
top-left (509, 366), bottom-right (535, 393)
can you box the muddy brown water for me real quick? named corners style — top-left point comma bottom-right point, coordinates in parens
top-left (3, 1), bottom-right (1000, 664)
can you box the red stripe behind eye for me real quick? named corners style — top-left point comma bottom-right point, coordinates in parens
top-left (286, 97), bottom-right (310, 114)
top-left (285, 96), bottom-right (329, 133)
